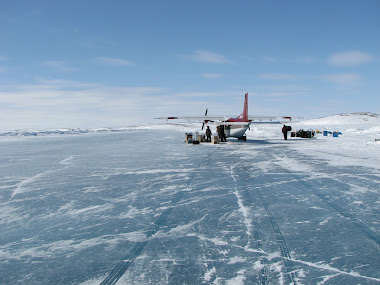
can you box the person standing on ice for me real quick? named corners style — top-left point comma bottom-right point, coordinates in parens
top-left (206, 126), bottom-right (212, 142)
top-left (282, 124), bottom-right (291, 140)
top-left (217, 126), bottom-right (221, 140)
top-left (220, 125), bottom-right (227, 142)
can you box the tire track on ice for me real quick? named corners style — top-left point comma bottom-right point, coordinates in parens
top-left (100, 172), bottom-right (196, 285)
top-left (275, 151), bottom-right (380, 247)
top-left (297, 178), bottom-right (380, 247)
top-left (255, 187), bottom-right (299, 284)
top-left (231, 147), bottom-right (379, 283)
top-left (229, 163), bottom-right (272, 285)
top-left (235, 160), bottom-right (298, 284)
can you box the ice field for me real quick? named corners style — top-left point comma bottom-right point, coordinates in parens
top-left (0, 113), bottom-right (379, 284)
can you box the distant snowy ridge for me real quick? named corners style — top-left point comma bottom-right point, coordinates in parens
top-left (300, 112), bottom-right (380, 126)
top-left (0, 123), bottom-right (193, 137)
top-left (0, 122), bottom-right (203, 137)
top-left (340, 112), bottom-right (380, 118)
top-left (1, 113), bottom-right (379, 137)
top-left (0, 127), bottom-right (142, 137)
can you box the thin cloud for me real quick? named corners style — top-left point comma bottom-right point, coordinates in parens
top-left (96, 57), bottom-right (133, 66)
top-left (201, 73), bottom-right (223, 79)
top-left (262, 56), bottom-right (276, 63)
top-left (259, 56), bottom-right (314, 64)
top-left (240, 55), bottom-right (255, 61)
top-left (0, 80), bottom-right (166, 130)
top-left (321, 73), bottom-right (361, 84)
top-left (259, 92), bottom-right (304, 97)
top-left (292, 56), bottom-right (314, 63)
top-left (174, 92), bottom-right (220, 98)
top-left (328, 51), bottom-right (373, 66)
top-left (183, 50), bottom-right (232, 64)
top-left (34, 78), bottom-right (99, 89)
top-left (259, 73), bottom-right (297, 80)
top-left (42, 61), bottom-right (78, 72)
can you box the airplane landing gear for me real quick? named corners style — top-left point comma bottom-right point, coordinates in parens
top-left (238, 136), bottom-right (247, 141)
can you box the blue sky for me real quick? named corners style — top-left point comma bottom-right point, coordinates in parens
top-left (1, 0), bottom-right (379, 130)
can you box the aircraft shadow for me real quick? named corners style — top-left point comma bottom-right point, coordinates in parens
top-left (229, 138), bottom-right (279, 145)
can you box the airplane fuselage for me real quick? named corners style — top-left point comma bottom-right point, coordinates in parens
top-left (223, 108), bottom-right (250, 138)
top-left (224, 124), bottom-right (249, 138)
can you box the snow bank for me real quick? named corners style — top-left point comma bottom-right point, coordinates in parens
top-left (247, 113), bottom-right (380, 170)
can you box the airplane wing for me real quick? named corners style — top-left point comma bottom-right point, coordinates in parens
top-left (154, 116), bottom-right (227, 121)
top-left (248, 116), bottom-right (292, 123)
top-left (208, 121), bottom-right (250, 126)
top-left (155, 115), bottom-right (292, 124)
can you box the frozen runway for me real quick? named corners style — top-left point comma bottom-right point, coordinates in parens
top-left (0, 130), bottom-right (379, 284)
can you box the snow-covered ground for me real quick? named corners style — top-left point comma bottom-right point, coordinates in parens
top-left (0, 113), bottom-right (379, 284)
top-left (248, 112), bottom-right (380, 170)
top-left (148, 112), bottom-right (380, 170)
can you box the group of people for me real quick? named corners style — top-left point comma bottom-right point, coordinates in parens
top-left (205, 125), bottom-right (227, 142)
top-left (206, 124), bottom-right (292, 141)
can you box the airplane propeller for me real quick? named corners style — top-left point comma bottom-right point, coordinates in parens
top-left (201, 108), bottom-right (208, 130)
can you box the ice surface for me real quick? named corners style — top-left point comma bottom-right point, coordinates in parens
top-left (0, 113), bottom-right (379, 284)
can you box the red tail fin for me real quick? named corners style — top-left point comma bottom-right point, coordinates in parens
top-left (237, 93), bottom-right (248, 121)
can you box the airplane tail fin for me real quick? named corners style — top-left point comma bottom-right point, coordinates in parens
top-left (237, 93), bottom-right (248, 121)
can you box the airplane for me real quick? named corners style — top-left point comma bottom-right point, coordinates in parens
top-left (156, 93), bottom-right (292, 141)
